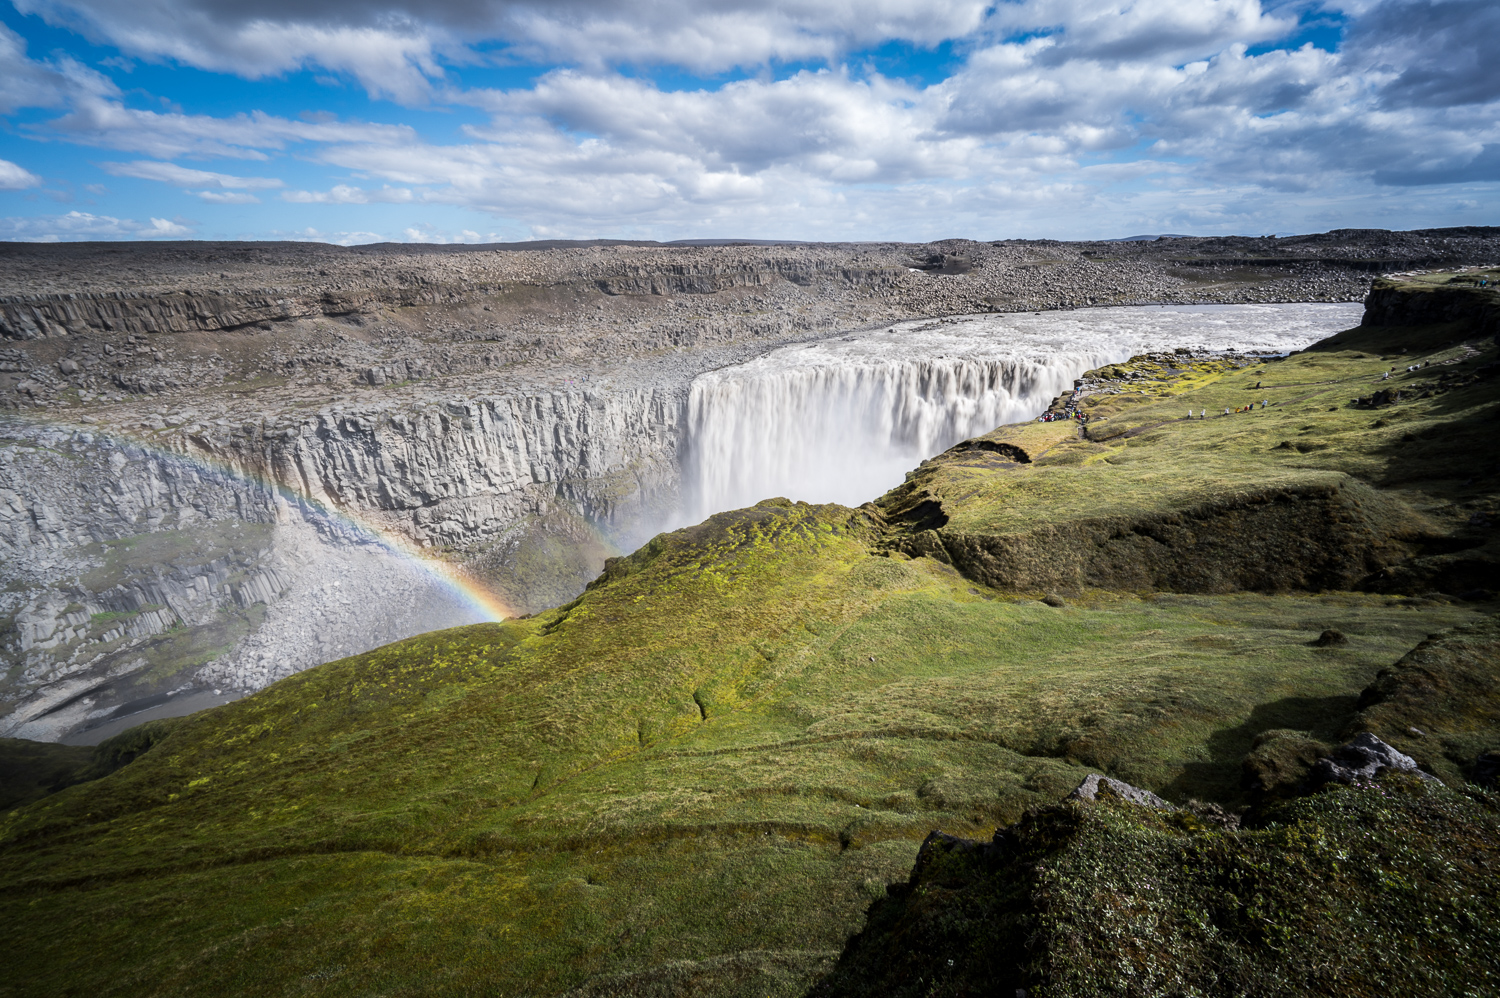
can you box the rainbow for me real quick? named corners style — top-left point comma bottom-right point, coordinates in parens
top-left (2, 408), bottom-right (517, 623)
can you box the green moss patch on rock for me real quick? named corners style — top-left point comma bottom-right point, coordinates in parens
top-left (813, 776), bottom-right (1500, 998)
top-left (1346, 616), bottom-right (1500, 786)
top-left (1241, 728), bottom-right (1335, 801)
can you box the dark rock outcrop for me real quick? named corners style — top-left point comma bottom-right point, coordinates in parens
top-left (812, 770), bottom-right (1500, 998)
top-left (945, 438), bottom-right (1030, 462)
top-left (909, 252), bottom-right (974, 275)
top-left (887, 477), bottom-right (1426, 595)
top-left (1361, 278), bottom-right (1500, 334)
top-left (1471, 750), bottom-right (1500, 788)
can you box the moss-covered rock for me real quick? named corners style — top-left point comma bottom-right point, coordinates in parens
top-left (1345, 616), bottom-right (1500, 786)
top-left (1241, 728), bottom-right (1332, 800)
top-left (813, 777), bottom-right (1500, 998)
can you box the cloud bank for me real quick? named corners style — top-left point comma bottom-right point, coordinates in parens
top-left (0, 0), bottom-right (1495, 241)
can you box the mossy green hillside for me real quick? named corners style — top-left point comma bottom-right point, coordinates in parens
top-left (814, 616), bottom-right (1500, 997)
top-left (0, 738), bottom-right (94, 811)
top-left (1, 306), bottom-right (1497, 997)
top-left (881, 315), bottom-right (1497, 594)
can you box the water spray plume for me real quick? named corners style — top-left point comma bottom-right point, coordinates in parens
top-left (1, 408), bottom-right (518, 624)
top-left (683, 303), bottom-right (1360, 517)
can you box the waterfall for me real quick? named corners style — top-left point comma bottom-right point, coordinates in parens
top-left (681, 302), bottom-right (1365, 517)
top-left (682, 352), bottom-right (1099, 517)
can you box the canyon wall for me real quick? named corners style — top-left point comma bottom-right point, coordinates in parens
top-left (1362, 277), bottom-right (1500, 334)
top-left (2, 231), bottom-right (1494, 741)
top-left (0, 379), bottom-right (687, 740)
top-left (0, 299), bottom-right (1373, 741)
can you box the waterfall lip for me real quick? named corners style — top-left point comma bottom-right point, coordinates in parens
top-left (680, 302), bottom-right (1366, 522)
top-left (696, 302), bottom-right (1364, 378)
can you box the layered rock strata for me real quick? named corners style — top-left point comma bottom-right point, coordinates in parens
top-left (0, 374), bottom-right (690, 738)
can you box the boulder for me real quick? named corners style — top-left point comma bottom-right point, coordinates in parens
top-left (1311, 732), bottom-right (1439, 786)
top-left (1065, 773), bottom-right (1174, 809)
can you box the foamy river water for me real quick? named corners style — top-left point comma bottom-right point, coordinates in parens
top-left (679, 302), bottom-right (1365, 520)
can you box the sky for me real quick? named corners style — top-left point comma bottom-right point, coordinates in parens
top-left (0, 0), bottom-right (1495, 244)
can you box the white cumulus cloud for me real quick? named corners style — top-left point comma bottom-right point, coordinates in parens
top-left (0, 0), bottom-right (1495, 239)
top-left (101, 160), bottom-right (284, 188)
top-left (193, 190), bottom-right (261, 203)
top-left (281, 184), bottom-right (416, 203)
top-left (14, 1), bottom-right (449, 103)
top-left (0, 210), bottom-right (196, 240)
top-left (139, 215), bottom-right (194, 236)
top-left (13, 0), bottom-right (993, 85)
top-left (0, 158), bottom-right (44, 189)
top-left (0, 21), bottom-right (119, 113)
top-left (43, 99), bottom-right (418, 159)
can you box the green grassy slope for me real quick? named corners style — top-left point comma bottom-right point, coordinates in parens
top-left (879, 310), bottom-right (1496, 595)
top-left (812, 616), bottom-right (1500, 998)
top-left (0, 739), bottom-right (94, 811)
top-left (1, 285), bottom-right (1497, 998)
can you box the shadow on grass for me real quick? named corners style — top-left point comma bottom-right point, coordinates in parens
top-left (1163, 694), bottom-right (1360, 804)
top-left (1373, 413), bottom-right (1500, 511)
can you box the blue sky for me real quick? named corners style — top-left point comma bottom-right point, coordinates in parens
top-left (0, 0), bottom-right (1495, 243)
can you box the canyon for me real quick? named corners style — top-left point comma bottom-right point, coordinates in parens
top-left (0, 256), bottom-right (1497, 998)
top-left (2, 230), bottom-right (1496, 743)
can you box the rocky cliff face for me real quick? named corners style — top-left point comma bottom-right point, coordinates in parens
top-left (1362, 277), bottom-right (1499, 334)
top-left (0, 242), bottom-right (906, 344)
top-left (179, 382), bottom-right (686, 551)
top-left (1, 424), bottom-right (284, 738)
top-left (0, 376), bottom-right (688, 740)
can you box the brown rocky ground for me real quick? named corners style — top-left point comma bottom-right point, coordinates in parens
top-left (4, 228), bottom-right (1497, 415)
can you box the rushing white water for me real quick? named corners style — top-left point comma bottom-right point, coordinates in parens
top-left (681, 302), bottom-right (1365, 518)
